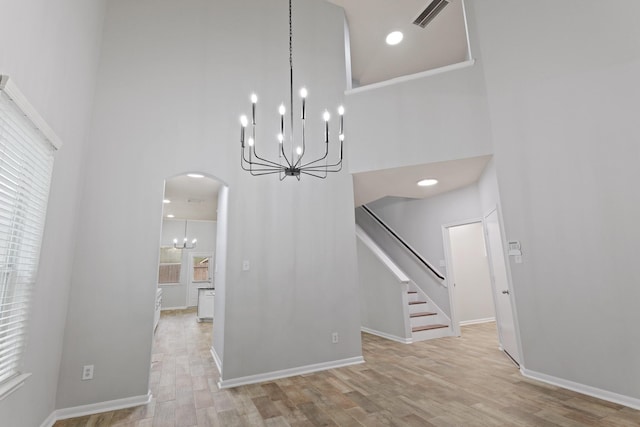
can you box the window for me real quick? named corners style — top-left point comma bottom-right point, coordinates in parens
top-left (192, 256), bottom-right (210, 282)
top-left (0, 76), bottom-right (59, 398)
top-left (158, 247), bottom-right (182, 284)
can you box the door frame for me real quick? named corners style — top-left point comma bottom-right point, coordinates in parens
top-left (483, 205), bottom-right (524, 365)
top-left (188, 251), bottom-right (214, 307)
top-left (442, 217), bottom-right (485, 337)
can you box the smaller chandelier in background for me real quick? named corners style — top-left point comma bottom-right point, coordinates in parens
top-left (238, 0), bottom-right (344, 180)
top-left (174, 220), bottom-right (197, 250)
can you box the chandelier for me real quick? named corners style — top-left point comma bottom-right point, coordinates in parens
top-left (238, 0), bottom-right (344, 180)
top-left (173, 220), bottom-right (197, 249)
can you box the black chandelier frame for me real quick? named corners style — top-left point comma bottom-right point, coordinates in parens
top-left (238, 0), bottom-right (344, 180)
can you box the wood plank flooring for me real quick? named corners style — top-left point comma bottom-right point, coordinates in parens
top-left (54, 309), bottom-right (640, 426)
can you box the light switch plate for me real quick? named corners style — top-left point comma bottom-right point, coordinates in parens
top-left (242, 260), bottom-right (250, 271)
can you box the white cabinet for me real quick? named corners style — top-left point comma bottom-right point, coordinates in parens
top-left (197, 288), bottom-right (214, 322)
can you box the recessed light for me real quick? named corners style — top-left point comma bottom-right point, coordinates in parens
top-left (417, 178), bottom-right (438, 187)
top-left (163, 199), bottom-right (171, 204)
top-left (386, 31), bottom-right (403, 46)
top-left (166, 214), bottom-right (175, 218)
top-left (187, 173), bottom-right (204, 178)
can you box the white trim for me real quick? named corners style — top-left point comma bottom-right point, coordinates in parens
top-left (461, 0), bottom-right (474, 61)
top-left (441, 217), bottom-right (484, 230)
top-left (361, 327), bottom-right (412, 344)
top-left (188, 251), bottom-right (214, 307)
top-left (409, 281), bottom-right (451, 328)
top-left (484, 205), bottom-right (525, 366)
top-left (160, 305), bottom-right (188, 311)
top-left (400, 282), bottom-right (412, 339)
top-left (52, 391), bottom-right (152, 422)
top-left (0, 75), bottom-right (62, 149)
top-left (442, 218), bottom-right (485, 337)
top-left (459, 317), bottom-right (495, 326)
top-left (521, 368), bottom-right (640, 411)
top-left (39, 411), bottom-right (57, 427)
top-left (0, 372), bottom-right (31, 401)
top-left (342, 14), bottom-right (353, 91)
top-left (345, 60), bottom-right (475, 95)
top-left (355, 225), bottom-right (409, 283)
top-left (218, 356), bottom-right (365, 389)
top-left (210, 346), bottom-right (222, 375)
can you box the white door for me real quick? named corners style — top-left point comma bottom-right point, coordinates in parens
top-left (448, 222), bottom-right (496, 328)
top-left (188, 252), bottom-right (214, 307)
top-left (484, 209), bottom-right (520, 364)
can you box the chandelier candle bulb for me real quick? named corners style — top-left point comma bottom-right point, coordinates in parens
top-left (251, 94), bottom-right (257, 125)
top-left (323, 110), bottom-right (330, 142)
top-left (279, 104), bottom-right (285, 135)
top-left (240, 115), bottom-right (248, 145)
top-left (338, 106), bottom-right (344, 135)
top-left (248, 137), bottom-right (254, 147)
top-left (300, 88), bottom-right (307, 119)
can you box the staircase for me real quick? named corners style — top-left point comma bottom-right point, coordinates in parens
top-left (406, 284), bottom-right (450, 342)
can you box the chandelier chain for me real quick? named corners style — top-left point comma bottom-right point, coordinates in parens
top-left (288, 0), bottom-right (294, 160)
top-left (289, 0), bottom-right (293, 72)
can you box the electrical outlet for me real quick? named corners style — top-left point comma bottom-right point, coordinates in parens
top-left (82, 365), bottom-right (94, 380)
top-left (332, 332), bottom-right (339, 344)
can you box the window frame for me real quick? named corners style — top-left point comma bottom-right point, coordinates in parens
top-left (0, 75), bottom-right (61, 400)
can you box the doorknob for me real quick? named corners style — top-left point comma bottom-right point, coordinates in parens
top-left (501, 290), bottom-right (510, 295)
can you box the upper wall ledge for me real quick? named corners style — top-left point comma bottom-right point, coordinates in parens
top-left (345, 59), bottom-right (476, 96)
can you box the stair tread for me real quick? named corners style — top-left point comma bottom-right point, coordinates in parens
top-left (408, 301), bottom-right (427, 305)
top-left (410, 311), bottom-right (437, 318)
top-left (412, 324), bottom-right (448, 332)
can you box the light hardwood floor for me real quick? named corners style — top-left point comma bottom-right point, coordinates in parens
top-left (54, 309), bottom-right (640, 426)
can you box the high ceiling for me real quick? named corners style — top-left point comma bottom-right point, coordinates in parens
top-left (326, 0), bottom-right (479, 206)
top-left (353, 156), bottom-right (492, 207)
top-left (168, 1), bottom-right (474, 217)
top-left (163, 175), bottom-right (221, 221)
top-left (327, 0), bottom-right (469, 86)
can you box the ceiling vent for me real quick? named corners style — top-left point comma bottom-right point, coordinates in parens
top-left (413, 0), bottom-right (449, 28)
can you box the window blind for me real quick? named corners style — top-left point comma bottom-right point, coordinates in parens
top-left (0, 78), bottom-right (56, 391)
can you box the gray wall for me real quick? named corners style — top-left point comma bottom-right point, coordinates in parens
top-left (56, 0), bottom-right (361, 407)
top-left (369, 184), bottom-right (483, 271)
top-left (356, 238), bottom-right (409, 341)
top-left (346, 64), bottom-right (493, 174)
top-left (0, 0), bottom-right (106, 425)
top-left (473, 0), bottom-right (640, 398)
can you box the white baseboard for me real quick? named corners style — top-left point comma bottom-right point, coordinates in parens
top-left (210, 346), bottom-right (222, 375)
top-left (218, 356), bottom-right (365, 389)
top-left (361, 327), bottom-right (412, 344)
top-left (160, 306), bottom-right (188, 311)
top-left (42, 391), bottom-right (152, 426)
top-left (521, 368), bottom-right (640, 411)
top-left (460, 317), bottom-right (495, 326)
top-left (40, 411), bottom-right (57, 427)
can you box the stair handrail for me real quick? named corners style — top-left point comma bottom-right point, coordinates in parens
top-left (355, 225), bottom-right (410, 284)
top-left (361, 205), bottom-right (446, 283)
